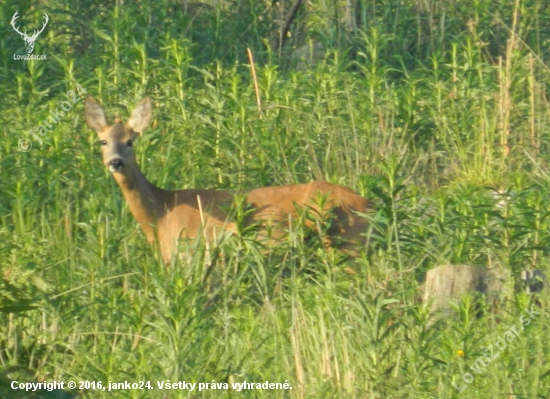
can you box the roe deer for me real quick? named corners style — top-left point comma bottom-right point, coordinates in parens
top-left (84, 96), bottom-right (371, 263)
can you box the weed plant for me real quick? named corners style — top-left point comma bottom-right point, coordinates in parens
top-left (2, 0), bottom-right (550, 398)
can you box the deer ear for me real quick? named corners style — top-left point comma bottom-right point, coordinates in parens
top-left (84, 96), bottom-right (108, 132)
top-left (126, 97), bottom-right (152, 133)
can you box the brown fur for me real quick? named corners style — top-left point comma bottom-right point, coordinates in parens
top-left (85, 96), bottom-right (371, 263)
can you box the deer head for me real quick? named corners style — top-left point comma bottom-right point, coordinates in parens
top-left (84, 96), bottom-right (152, 174)
top-left (11, 11), bottom-right (49, 54)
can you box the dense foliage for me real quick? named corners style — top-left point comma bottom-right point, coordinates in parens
top-left (2, 0), bottom-right (550, 397)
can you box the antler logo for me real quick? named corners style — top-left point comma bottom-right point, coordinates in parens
top-left (11, 11), bottom-right (49, 54)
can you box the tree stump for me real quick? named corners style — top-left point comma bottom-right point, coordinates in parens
top-left (422, 264), bottom-right (506, 315)
top-left (520, 269), bottom-right (546, 294)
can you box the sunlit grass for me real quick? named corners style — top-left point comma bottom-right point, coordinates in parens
top-left (2, 0), bottom-right (550, 398)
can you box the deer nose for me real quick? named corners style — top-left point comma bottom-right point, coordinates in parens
top-left (108, 158), bottom-right (124, 171)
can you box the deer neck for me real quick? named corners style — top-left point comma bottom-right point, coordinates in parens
top-left (111, 163), bottom-right (166, 243)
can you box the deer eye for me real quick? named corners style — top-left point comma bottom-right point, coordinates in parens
top-left (100, 140), bottom-right (107, 146)
top-left (126, 140), bottom-right (133, 147)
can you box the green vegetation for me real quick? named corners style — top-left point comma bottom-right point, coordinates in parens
top-left (2, 0), bottom-right (550, 397)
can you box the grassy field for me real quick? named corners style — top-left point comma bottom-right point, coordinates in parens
top-left (2, 0), bottom-right (550, 398)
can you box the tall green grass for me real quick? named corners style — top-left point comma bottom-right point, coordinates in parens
top-left (2, 0), bottom-right (550, 398)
